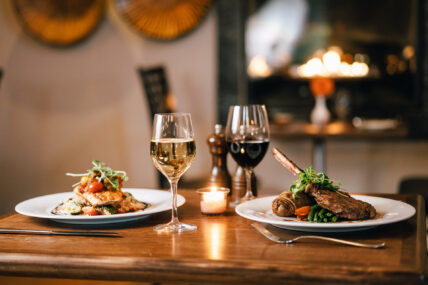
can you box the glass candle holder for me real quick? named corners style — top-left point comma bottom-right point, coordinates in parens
top-left (196, 187), bottom-right (230, 215)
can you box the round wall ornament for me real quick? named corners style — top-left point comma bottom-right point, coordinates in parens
top-left (115, 0), bottom-right (213, 40)
top-left (12, 0), bottom-right (105, 47)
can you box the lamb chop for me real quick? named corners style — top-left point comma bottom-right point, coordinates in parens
top-left (304, 183), bottom-right (376, 220)
top-left (272, 147), bottom-right (376, 220)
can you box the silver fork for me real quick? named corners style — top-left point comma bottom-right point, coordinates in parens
top-left (251, 223), bottom-right (385, 249)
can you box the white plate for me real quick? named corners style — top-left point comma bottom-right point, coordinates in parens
top-left (15, 188), bottom-right (185, 225)
top-left (235, 195), bottom-right (416, 232)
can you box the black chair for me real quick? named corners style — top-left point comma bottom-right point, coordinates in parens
top-left (138, 66), bottom-right (174, 119)
top-left (137, 66), bottom-right (175, 188)
top-left (398, 177), bottom-right (428, 213)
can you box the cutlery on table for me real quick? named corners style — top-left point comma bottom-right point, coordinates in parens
top-left (0, 228), bottom-right (121, 237)
top-left (251, 223), bottom-right (385, 249)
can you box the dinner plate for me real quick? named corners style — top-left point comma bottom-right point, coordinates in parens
top-left (235, 195), bottom-right (416, 232)
top-left (15, 188), bottom-right (185, 225)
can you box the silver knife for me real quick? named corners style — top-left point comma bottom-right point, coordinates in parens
top-left (0, 228), bottom-right (121, 237)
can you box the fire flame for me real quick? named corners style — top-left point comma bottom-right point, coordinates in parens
top-left (296, 48), bottom-right (370, 78)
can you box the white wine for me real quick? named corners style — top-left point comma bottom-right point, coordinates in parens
top-left (150, 138), bottom-right (196, 180)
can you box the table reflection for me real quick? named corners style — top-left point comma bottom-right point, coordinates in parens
top-left (202, 221), bottom-right (226, 260)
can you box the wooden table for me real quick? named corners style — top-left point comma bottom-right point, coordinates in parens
top-left (0, 191), bottom-right (425, 284)
top-left (270, 121), bottom-right (408, 140)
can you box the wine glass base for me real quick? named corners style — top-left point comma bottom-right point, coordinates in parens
top-left (229, 195), bottom-right (256, 207)
top-left (229, 200), bottom-right (241, 207)
top-left (239, 195), bottom-right (255, 203)
top-left (153, 221), bottom-right (197, 233)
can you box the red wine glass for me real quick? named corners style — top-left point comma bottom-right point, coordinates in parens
top-left (225, 105), bottom-right (270, 204)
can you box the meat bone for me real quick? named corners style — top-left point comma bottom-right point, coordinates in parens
top-left (272, 147), bottom-right (304, 176)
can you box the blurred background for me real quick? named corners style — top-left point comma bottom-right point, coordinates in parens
top-left (0, 0), bottom-right (428, 218)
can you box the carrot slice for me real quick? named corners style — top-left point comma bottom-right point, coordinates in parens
top-left (295, 206), bottom-right (311, 217)
top-left (83, 207), bottom-right (99, 216)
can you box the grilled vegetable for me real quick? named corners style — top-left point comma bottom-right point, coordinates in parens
top-left (272, 190), bottom-right (314, 217)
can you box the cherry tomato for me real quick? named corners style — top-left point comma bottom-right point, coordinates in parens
top-left (87, 182), bottom-right (104, 193)
top-left (83, 207), bottom-right (98, 216)
top-left (80, 176), bottom-right (89, 186)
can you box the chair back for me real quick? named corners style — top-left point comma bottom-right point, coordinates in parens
top-left (399, 177), bottom-right (428, 213)
top-left (137, 66), bottom-right (175, 188)
top-left (138, 66), bottom-right (174, 120)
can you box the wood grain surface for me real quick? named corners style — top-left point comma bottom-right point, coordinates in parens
top-left (0, 191), bottom-right (425, 284)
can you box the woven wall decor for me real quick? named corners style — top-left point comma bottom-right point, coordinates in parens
top-left (115, 0), bottom-right (212, 40)
top-left (13, 0), bottom-right (105, 47)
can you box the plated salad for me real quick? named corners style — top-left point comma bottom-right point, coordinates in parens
top-left (52, 160), bottom-right (148, 216)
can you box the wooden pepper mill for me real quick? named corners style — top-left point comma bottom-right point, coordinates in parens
top-left (206, 124), bottom-right (232, 193)
top-left (232, 166), bottom-right (257, 201)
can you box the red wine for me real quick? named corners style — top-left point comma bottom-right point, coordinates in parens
top-left (228, 140), bottom-right (269, 168)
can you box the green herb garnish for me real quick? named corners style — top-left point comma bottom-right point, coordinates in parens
top-left (66, 160), bottom-right (128, 189)
top-left (290, 167), bottom-right (340, 199)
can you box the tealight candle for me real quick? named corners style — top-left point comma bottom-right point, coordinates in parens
top-left (197, 187), bottom-right (230, 215)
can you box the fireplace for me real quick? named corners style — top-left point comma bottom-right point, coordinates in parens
top-left (217, 0), bottom-right (427, 137)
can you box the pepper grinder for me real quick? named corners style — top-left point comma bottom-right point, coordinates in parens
top-left (232, 166), bottom-right (257, 201)
top-left (206, 124), bottom-right (232, 193)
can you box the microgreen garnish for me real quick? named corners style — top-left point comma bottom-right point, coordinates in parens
top-left (290, 167), bottom-right (341, 198)
top-left (66, 160), bottom-right (128, 190)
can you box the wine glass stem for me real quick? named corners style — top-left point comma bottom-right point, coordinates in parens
top-left (244, 167), bottom-right (255, 200)
top-left (169, 179), bottom-right (179, 224)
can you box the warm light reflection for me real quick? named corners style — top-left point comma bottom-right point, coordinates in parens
top-left (203, 222), bottom-right (226, 260)
top-left (303, 58), bottom-right (324, 77)
top-left (247, 55), bottom-right (273, 78)
top-left (326, 121), bottom-right (347, 134)
top-left (293, 47), bottom-right (370, 78)
top-left (402, 45), bottom-right (414, 59)
top-left (339, 62), bottom-right (352, 76)
top-left (210, 223), bottom-right (221, 259)
top-left (323, 50), bottom-right (341, 73)
top-left (351, 62), bottom-right (369, 76)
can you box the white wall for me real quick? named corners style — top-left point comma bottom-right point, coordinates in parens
top-left (1, 1), bottom-right (428, 216)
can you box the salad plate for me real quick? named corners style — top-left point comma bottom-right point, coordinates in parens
top-left (15, 188), bottom-right (184, 225)
top-left (236, 195), bottom-right (416, 232)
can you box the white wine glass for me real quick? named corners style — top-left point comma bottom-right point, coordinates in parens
top-left (226, 105), bottom-right (270, 204)
top-left (150, 113), bottom-right (197, 233)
